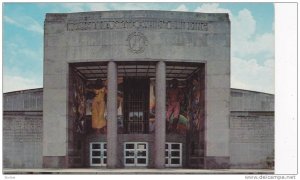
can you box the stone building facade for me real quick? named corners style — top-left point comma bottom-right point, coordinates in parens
top-left (2, 10), bottom-right (274, 169)
top-left (3, 88), bottom-right (274, 169)
top-left (43, 10), bottom-right (230, 168)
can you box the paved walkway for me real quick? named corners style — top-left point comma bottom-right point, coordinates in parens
top-left (3, 168), bottom-right (274, 174)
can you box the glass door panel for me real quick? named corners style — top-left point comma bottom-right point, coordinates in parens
top-left (165, 143), bottom-right (182, 167)
top-left (90, 142), bottom-right (107, 166)
top-left (124, 142), bottom-right (148, 166)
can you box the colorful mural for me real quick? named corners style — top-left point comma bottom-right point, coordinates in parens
top-left (77, 70), bottom-right (204, 136)
top-left (84, 78), bottom-right (124, 134)
top-left (84, 79), bottom-right (109, 134)
top-left (185, 69), bottom-right (205, 166)
top-left (117, 78), bottom-right (124, 133)
top-left (90, 79), bottom-right (107, 134)
top-left (149, 80), bottom-right (156, 133)
top-left (187, 75), bottom-right (204, 134)
top-left (148, 72), bottom-right (204, 135)
top-left (166, 79), bottom-right (186, 133)
top-left (70, 70), bottom-right (86, 134)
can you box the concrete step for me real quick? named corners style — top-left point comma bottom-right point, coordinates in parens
top-left (3, 168), bottom-right (275, 174)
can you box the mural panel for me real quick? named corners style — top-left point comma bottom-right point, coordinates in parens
top-left (149, 79), bottom-right (156, 133)
top-left (185, 68), bottom-right (205, 168)
top-left (117, 78), bottom-right (124, 133)
top-left (148, 67), bottom-right (204, 137)
top-left (70, 69), bottom-right (86, 134)
top-left (166, 79), bottom-right (188, 134)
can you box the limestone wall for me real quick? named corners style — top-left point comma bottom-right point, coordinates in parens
top-left (3, 114), bottom-right (43, 168)
top-left (3, 89), bottom-right (43, 168)
top-left (229, 89), bottom-right (274, 168)
top-left (230, 114), bottom-right (274, 168)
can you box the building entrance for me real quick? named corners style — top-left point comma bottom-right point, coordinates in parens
top-left (68, 61), bottom-right (205, 168)
top-left (165, 143), bottom-right (182, 167)
top-left (124, 142), bottom-right (148, 167)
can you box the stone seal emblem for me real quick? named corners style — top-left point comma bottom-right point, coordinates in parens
top-left (127, 32), bottom-right (148, 53)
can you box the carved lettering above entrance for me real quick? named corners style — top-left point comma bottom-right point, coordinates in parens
top-left (67, 19), bottom-right (209, 32)
top-left (127, 32), bottom-right (148, 54)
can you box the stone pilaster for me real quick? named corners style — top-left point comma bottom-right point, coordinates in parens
top-left (107, 61), bottom-right (118, 168)
top-left (154, 61), bottom-right (166, 168)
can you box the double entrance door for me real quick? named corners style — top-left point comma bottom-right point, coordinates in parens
top-left (123, 142), bottom-right (182, 167)
top-left (165, 142), bottom-right (182, 167)
top-left (124, 142), bottom-right (148, 166)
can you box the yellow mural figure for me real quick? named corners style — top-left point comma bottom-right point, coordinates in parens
top-left (92, 88), bottom-right (106, 129)
top-left (87, 79), bottom-right (107, 133)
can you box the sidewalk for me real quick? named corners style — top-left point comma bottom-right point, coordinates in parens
top-left (3, 168), bottom-right (274, 174)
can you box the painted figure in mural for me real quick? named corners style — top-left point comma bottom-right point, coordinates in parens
top-left (188, 76), bottom-right (202, 131)
top-left (77, 82), bottom-right (86, 133)
top-left (71, 74), bottom-right (86, 134)
top-left (116, 79), bottom-right (124, 133)
top-left (166, 78), bottom-right (183, 132)
top-left (87, 79), bottom-right (107, 134)
top-left (149, 80), bottom-right (156, 133)
top-left (117, 90), bottom-right (124, 132)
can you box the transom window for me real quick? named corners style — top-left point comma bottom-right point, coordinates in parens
top-left (165, 143), bottom-right (182, 167)
top-left (124, 142), bottom-right (148, 166)
top-left (90, 142), bottom-right (107, 166)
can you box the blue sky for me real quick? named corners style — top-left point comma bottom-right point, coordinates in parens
top-left (3, 3), bottom-right (274, 93)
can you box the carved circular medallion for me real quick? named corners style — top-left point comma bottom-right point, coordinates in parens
top-left (127, 32), bottom-right (148, 53)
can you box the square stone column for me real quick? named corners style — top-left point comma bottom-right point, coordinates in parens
top-left (154, 61), bottom-right (166, 168)
top-left (107, 61), bottom-right (118, 168)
